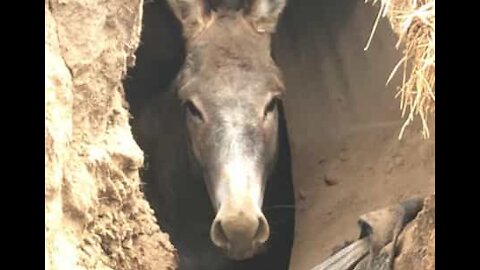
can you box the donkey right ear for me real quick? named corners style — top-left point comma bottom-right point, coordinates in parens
top-left (244, 0), bottom-right (287, 33)
top-left (167, 0), bottom-right (212, 39)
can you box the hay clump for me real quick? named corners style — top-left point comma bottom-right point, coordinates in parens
top-left (365, 0), bottom-right (435, 139)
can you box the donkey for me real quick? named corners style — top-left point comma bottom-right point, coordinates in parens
top-left (136, 0), bottom-right (293, 268)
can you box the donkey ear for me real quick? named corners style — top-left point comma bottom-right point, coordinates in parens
top-left (167, 0), bottom-right (211, 38)
top-left (244, 0), bottom-right (287, 33)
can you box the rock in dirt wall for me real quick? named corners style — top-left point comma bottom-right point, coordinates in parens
top-left (45, 0), bottom-right (177, 269)
top-left (395, 195), bottom-right (435, 270)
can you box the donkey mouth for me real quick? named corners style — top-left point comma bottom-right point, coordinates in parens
top-left (223, 242), bottom-right (265, 260)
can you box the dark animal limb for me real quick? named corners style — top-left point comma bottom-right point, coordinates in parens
top-left (309, 196), bottom-right (426, 270)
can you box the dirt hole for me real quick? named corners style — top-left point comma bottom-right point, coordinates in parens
top-left (124, 1), bottom-right (434, 270)
top-left (125, 1), bottom-right (294, 269)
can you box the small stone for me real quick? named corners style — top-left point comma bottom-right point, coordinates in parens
top-left (324, 176), bottom-right (338, 186)
top-left (385, 162), bottom-right (394, 174)
top-left (298, 188), bottom-right (307, 200)
top-left (317, 158), bottom-right (327, 164)
top-left (394, 155), bottom-right (404, 166)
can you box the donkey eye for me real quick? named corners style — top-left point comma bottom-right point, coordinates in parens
top-left (185, 100), bottom-right (204, 121)
top-left (264, 97), bottom-right (278, 118)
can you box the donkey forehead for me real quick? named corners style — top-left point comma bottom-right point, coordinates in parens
top-left (182, 70), bottom-right (283, 108)
top-left (189, 28), bottom-right (275, 77)
top-left (197, 12), bottom-right (270, 52)
top-left (176, 13), bottom-right (285, 106)
top-left (178, 48), bottom-right (284, 100)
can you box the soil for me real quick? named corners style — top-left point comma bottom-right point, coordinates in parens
top-left (395, 195), bottom-right (435, 270)
top-left (45, 0), bottom-right (177, 269)
top-left (272, 1), bottom-right (435, 269)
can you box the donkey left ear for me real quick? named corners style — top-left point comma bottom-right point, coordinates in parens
top-left (167, 0), bottom-right (211, 39)
top-left (244, 0), bottom-right (287, 33)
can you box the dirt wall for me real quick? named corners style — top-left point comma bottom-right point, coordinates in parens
top-left (395, 195), bottom-right (435, 270)
top-left (45, 0), bottom-right (177, 269)
top-left (272, 1), bottom-right (435, 269)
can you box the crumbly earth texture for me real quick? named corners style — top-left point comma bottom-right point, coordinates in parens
top-left (45, 0), bottom-right (177, 269)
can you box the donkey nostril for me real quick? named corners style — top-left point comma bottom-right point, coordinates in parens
top-left (211, 220), bottom-right (229, 249)
top-left (210, 213), bottom-right (270, 252)
top-left (254, 215), bottom-right (270, 244)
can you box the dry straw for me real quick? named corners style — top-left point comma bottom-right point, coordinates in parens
top-left (364, 0), bottom-right (435, 139)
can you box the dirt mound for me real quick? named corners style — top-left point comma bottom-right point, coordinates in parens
top-left (395, 195), bottom-right (435, 270)
top-left (45, 0), bottom-right (177, 269)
